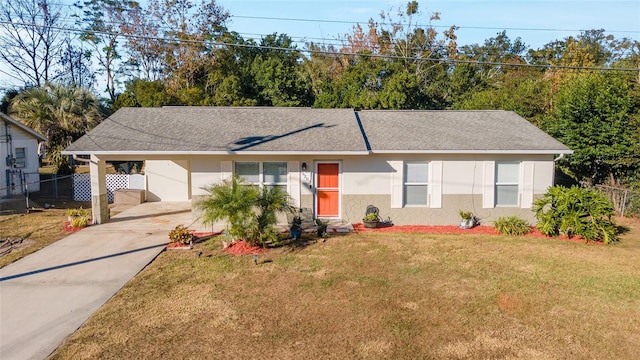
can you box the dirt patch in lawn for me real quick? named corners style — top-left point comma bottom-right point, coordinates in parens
top-left (0, 199), bottom-right (90, 268)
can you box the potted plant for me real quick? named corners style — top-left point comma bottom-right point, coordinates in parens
top-left (363, 212), bottom-right (380, 228)
top-left (290, 216), bottom-right (303, 240)
top-left (458, 210), bottom-right (477, 229)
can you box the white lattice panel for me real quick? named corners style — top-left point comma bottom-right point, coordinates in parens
top-left (73, 174), bottom-right (146, 202)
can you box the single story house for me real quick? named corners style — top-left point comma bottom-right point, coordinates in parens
top-left (1, 112), bottom-right (47, 198)
top-left (63, 107), bottom-right (571, 229)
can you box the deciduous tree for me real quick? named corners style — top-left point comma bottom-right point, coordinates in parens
top-left (0, 0), bottom-right (65, 86)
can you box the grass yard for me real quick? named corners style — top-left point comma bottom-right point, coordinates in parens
top-left (49, 218), bottom-right (640, 359)
top-left (0, 199), bottom-right (91, 268)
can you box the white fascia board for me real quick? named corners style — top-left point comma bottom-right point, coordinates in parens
top-left (61, 150), bottom-right (372, 156)
top-left (371, 149), bottom-right (573, 155)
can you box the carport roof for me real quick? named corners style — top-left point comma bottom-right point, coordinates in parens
top-left (63, 107), bottom-right (571, 155)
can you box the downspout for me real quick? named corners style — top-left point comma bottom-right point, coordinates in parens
top-left (552, 153), bottom-right (565, 186)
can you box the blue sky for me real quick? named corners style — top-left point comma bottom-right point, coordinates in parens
top-left (218, 0), bottom-right (640, 49)
top-left (0, 0), bottom-right (638, 93)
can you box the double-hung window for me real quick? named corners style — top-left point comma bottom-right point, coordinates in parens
top-left (495, 161), bottom-right (519, 206)
top-left (404, 162), bottom-right (429, 206)
top-left (235, 162), bottom-right (288, 190)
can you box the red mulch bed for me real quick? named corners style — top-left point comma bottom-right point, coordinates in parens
top-left (353, 223), bottom-right (500, 235)
top-left (225, 240), bottom-right (267, 255)
top-left (63, 221), bottom-right (89, 233)
top-left (195, 225), bottom-right (600, 256)
top-left (352, 223), bottom-right (597, 245)
top-left (166, 242), bottom-right (192, 250)
top-left (192, 231), bottom-right (222, 238)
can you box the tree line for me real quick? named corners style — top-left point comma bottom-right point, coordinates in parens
top-left (0, 0), bottom-right (638, 191)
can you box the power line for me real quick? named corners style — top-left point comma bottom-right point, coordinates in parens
top-left (0, 19), bottom-right (638, 73)
top-left (17, 3), bottom-right (640, 57)
top-left (52, 0), bottom-right (640, 35)
top-left (229, 15), bottom-right (640, 35)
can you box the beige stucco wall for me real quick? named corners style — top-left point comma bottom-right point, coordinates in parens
top-left (147, 153), bottom-right (557, 226)
top-left (145, 160), bottom-right (191, 201)
top-left (341, 194), bottom-right (539, 225)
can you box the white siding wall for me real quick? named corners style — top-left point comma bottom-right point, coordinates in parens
top-left (1, 125), bottom-right (42, 196)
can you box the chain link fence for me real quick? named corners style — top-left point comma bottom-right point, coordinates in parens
top-left (592, 184), bottom-right (640, 218)
top-left (0, 174), bottom-right (75, 215)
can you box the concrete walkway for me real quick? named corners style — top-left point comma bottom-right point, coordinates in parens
top-left (0, 201), bottom-right (192, 360)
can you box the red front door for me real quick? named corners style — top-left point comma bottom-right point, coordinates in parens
top-left (316, 163), bottom-right (340, 218)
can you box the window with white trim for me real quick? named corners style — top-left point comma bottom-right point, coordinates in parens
top-left (235, 161), bottom-right (287, 190)
top-left (14, 148), bottom-right (26, 168)
top-left (495, 161), bottom-right (519, 206)
top-left (404, 162), bottom-right (429, 206)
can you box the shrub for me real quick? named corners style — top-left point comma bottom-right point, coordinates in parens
top-left (168, 224), bottom-right (193, 244)
top-left (196, 175), bottom-right (294, 246)
top-left (66, 207), bottom-right (90, 218)
top-left (533, 185), bottom-right (618, 244)
top-left (70, 215), bottom-right (89, 228)
top-left (196, 176), bottom-right (260, 241)
top-left (493, 216), bottom-right (531, 236)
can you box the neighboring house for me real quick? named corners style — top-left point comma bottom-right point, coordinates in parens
top-left (63, 107), bottom-right (572, 228)
top-left (1, 112), bottom-right (47, 198)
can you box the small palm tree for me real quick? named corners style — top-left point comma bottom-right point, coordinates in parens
top-left (196, 175), bottom-right (259, 241)
top-left (197, 176), bottom-right (295, 246)
top-left (252, 186), bottom-right (295, 245)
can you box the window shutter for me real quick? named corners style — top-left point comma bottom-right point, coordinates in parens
top-left (430, 161), bottom-right (442, 208)
top-left (482, 161), bottom-right (495, 208)
top-left (288, 161), bottom-right (301, 208)
top-left (221, 161), bottom-right (232, 181)
top-left (390, 161), bottom-right (403, 208)
top-left (521, 161), bottom-right (534, 209)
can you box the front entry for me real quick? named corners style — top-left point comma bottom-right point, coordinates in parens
top-left (316, 162), bottom-right (340, 218)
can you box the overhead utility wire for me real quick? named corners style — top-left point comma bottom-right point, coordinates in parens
top-left (230, 15), bottom-right (640, 35)
top-left (51, 0), bottom-right (640, 35)
top-left (1, 19), bottom-right (638, 73)
top-left (24, 11), bottom-right (640, 56)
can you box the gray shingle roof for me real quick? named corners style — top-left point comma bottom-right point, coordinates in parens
top-left (65, 107), bottom-right (367, 153)
top-left (64, 107), bottom-right (571, 155)
top-left (357, 110), bottom-right (571, 152)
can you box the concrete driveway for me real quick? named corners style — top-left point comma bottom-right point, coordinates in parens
top-left (0, 201), bottom-right (192, 360)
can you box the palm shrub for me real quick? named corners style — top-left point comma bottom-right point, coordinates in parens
top-left (251, 186), bottom-right (295, 245)
top-left (493, 216), bottom-right (531, 236)
top-left (196, 176), bottom-right (295, 246)
top-left (196, 176), bottom-right (259, 241)
top-left (533, 185), bottom-right (618, 244)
